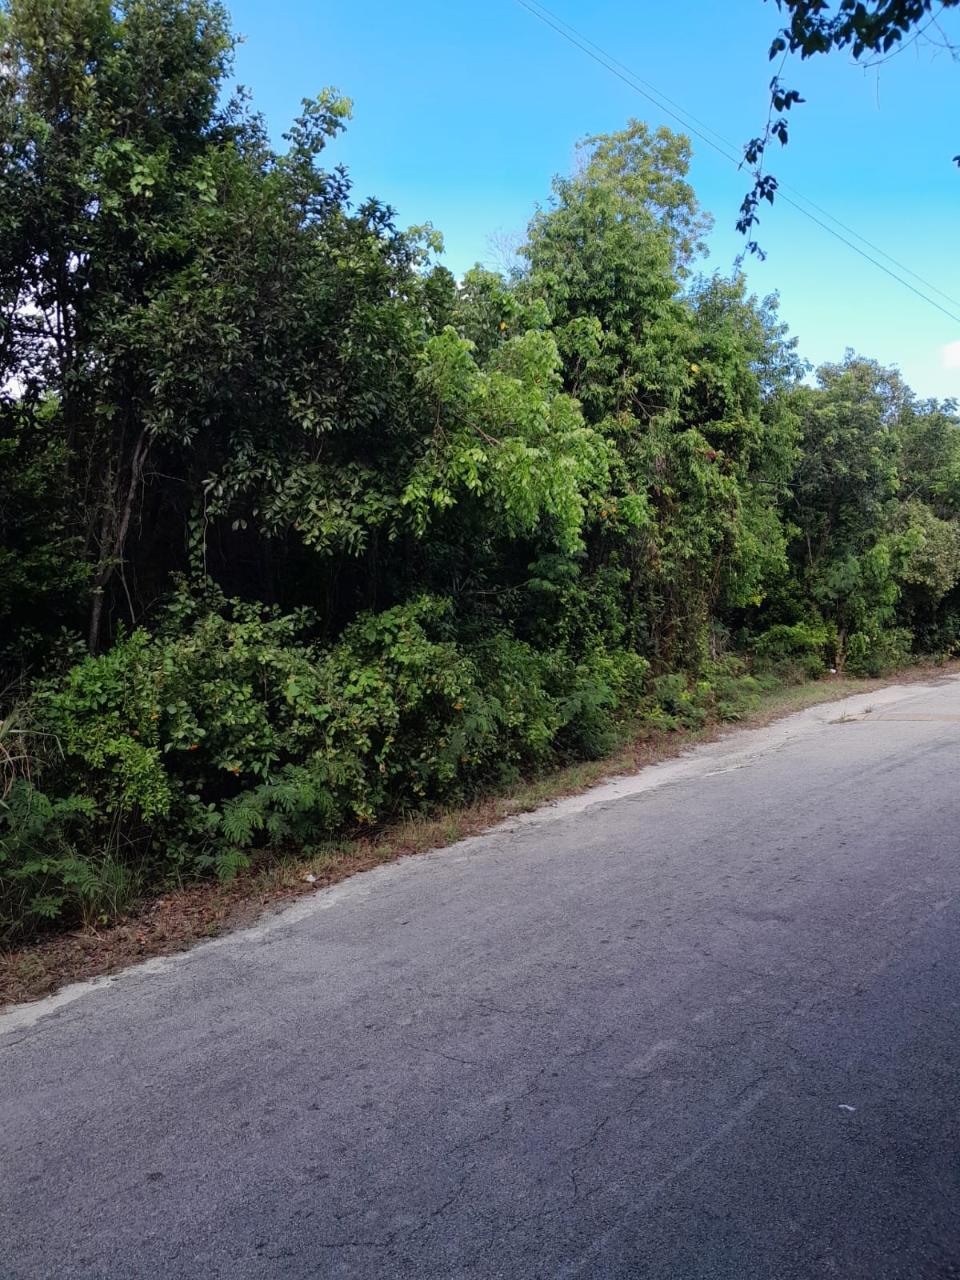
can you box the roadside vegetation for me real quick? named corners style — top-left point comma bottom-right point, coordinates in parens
top-left (2, 0), bottom-right (959, 949)
top-left (5, 665), bottom-right (953, 1008)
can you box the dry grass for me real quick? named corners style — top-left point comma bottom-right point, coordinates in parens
top-left (2, 659), bottom-right (956, 1009)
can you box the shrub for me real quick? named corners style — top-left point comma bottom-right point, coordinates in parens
top-left (549, 646), bottom-right (647, 760)
top-left (753, 620), bottom-right (836, 679)
top-left (645, 656), bottom-right (763, 731)
top-left (647, 673), bottom-right (706, 732)
top-left (701, 656), bottom-right (764, 721)
top-left (0, 781), bottom-right (100, 942)
top-left (5, 594), bottom-right (658, 939)
top-left (32, 598), bottom-right (491, 883)
top-left (844, 626), bottom-right (913, 677)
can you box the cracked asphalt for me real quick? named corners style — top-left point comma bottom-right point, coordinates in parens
top-left (4, 675), bottom-right (960, 1279)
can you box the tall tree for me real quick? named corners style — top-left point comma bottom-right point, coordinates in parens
top-left (0, 0), bottom-right (238, 651)
top-left (521, 122), bottom-right (799, 668)
top-left (0, 0), bottom-right (435, 654)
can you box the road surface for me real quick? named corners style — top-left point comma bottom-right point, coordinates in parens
top-left (4, 676), bottom-right (960, 1279)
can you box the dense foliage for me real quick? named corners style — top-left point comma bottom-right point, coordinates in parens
top-left (2, 0), bottom-right (958, 941)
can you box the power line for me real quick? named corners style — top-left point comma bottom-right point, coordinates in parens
top-left (775, 191), bottom-right (960, 325)
top-left (516, 0), bottom-right (750, 165)
top-left (518, 0), bottom-right (960, 313)
top-left (512, 2), bottom-right (745, 165)
top-left (513, 0), bottom-right (960, 327)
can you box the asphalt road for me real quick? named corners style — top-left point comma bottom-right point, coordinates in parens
top-left (4, 676), bottom-right (960, 1279)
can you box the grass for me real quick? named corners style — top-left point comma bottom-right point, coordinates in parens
top-left (2, 660), bottom-right (956, 1009)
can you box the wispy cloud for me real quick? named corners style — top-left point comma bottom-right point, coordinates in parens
top-left (943, 341), bottom-right (960, 370)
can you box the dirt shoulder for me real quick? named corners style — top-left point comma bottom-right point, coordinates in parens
top-left (3, 662), bottom-right (956, 1009)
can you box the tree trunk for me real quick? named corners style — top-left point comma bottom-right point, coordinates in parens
top-left (87, 427), bottom-right (150, 654)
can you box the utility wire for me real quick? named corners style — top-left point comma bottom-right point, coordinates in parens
top-left (519, 0), bottom-right (960, 311)
top-left (513, 0), bottom-right (960, 326)
top-left (516, 0), bottom-right (753, 165)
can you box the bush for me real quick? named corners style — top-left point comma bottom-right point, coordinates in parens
top-left (0, 781), bottom-right (101, 943)
top-left (701, 656), bottom-right (764, 722)
top-left (844, 626), bottom-right (913, 677)
top-left (647, 673), bottom-right (707, 731)
top-left (31, 598), bottom-right (492, 884)
top-left (552, 646), bottom-right (649, 760)
top-left (753, 620), bottom-right (836, 679)
top-left (645, 657), bottom-right (764, 732)
top-left (2, 594), bottom-right (658, 939)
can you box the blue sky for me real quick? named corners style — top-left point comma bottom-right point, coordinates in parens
top-left (227, 0), bottom-right (959, 400)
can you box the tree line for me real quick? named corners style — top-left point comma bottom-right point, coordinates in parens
top-left (1, 0), bottom-right (958, 941)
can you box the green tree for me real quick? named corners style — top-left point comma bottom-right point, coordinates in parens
top-left (520, 123), bottom-right (798, 668)
top-left (0, 0), bottom-right (241, 652)
top-left (0, 0), bottom-right (442, 657)
top-left (784, 355), bottom-right (904, 668)
top-left (892, 398), bottom-right (960, 649)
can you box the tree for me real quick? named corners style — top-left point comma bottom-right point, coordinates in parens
top-left (783, 355), bottom-right (904, 669)
top-left (0, 0), bottom-right (238, 652)
top-left (519, 122), bottom-right (799, 669)
top-left (893, 397), bottom-right (960, 648)
top-left (0, 0), bottom-right (435, 655)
